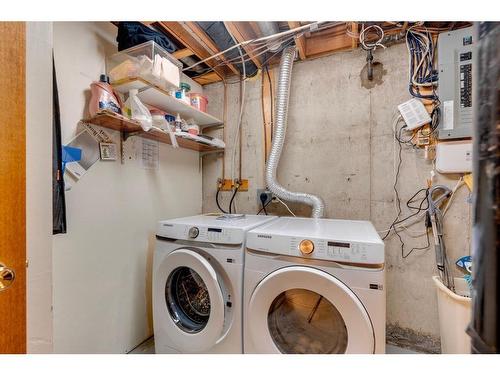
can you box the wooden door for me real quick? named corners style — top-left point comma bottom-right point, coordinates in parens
top-left (0, 22), bottom-right (26, 354)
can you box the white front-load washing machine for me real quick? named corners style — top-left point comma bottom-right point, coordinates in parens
top-left (244, 217), bottom-right (385, 354)
top-left (153, 214), bottom-right (277, 353)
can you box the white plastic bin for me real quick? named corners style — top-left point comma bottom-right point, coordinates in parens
top-left (433, 276), bottom-right (472, 353)
top-left (107, 41), bottom-right (182, 91)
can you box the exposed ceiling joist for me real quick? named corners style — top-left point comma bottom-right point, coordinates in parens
top-left (172, 48), bottom-right (195, 59)
top-left (155, 21), bottom-right (231, 79)
top-left (287, 21), bottom-right (306, 60)
top-left (193, 71), bottom-right (222, 85)
top-left (350, 22), bottom-right (358, 49)
top-left (184, 22), bottom-right (241, 76)
top-left (248, 22), bottom-right (263, 39)
top-left (305, 23), bottom-right (353, 58)
top-left (224, 22), bottom-right (263, 68)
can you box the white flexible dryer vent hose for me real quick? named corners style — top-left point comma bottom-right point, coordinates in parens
top-left (265, 46), bottom-right (325, 218)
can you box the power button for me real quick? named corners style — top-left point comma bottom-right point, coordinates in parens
top-left (188, 227), bottom-right (199, 239)
top-left (299, 239), bottom-right (315, 255)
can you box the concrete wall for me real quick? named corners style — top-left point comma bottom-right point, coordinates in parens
top-left (26, 22), bottom-right (54, 353)
top-left (52, 22), bottom-right (202, 353)
top-left (202, 43), bottom-right (472, 352)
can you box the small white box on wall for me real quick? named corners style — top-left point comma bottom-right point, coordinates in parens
top-left (436, 139), bottom-right (473, 173)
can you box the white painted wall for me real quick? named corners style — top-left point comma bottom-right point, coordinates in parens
top-left (26, 22), bottom-right (54, 354)
top-left (52, 22), bottom-right (202, 353)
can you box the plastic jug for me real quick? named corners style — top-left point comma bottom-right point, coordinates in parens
top-left (88, 74), bottom-right (122, 117)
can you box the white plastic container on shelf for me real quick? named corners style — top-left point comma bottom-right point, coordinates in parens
top-left (107, 41), bottom-right (182, 91)
top-left (433, 276), bottom-right (472, 354)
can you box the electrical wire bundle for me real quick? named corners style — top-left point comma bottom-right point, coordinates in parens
top-left (405, 26), bottom-right (442, 138)
top-left (406, 27), bottom-right (438, 98)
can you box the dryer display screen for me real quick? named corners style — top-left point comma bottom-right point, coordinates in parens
top-left (328, 241), bottom-right (350, 248)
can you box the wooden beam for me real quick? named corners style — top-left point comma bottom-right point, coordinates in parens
top-left (224, 22), bottom-right (262, 68)
top-left (155, 22), bottom-right (229, 79)
top-left (184, 22), bottom-right (240, 76)
top-left (193, 71), bottom-right (223, 85)
top-left (248, 22), bottom-right (263, 38)
top-left (305, 29), bottom-right (354, 58)
top-left (287, 21), bottom-right (306, 60)
top-left (172, 48), bottom-right (195, 60)
top-left (350, 22), bottom-right (359, 49)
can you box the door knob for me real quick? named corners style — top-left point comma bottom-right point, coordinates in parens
top-left (0, 262), bottom-right (15, 292)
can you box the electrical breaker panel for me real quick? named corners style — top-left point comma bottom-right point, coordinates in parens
top-left (437, 26), bottom-right (474, 140)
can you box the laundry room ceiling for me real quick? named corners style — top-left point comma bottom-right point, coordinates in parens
top-left (131, 21), bottom-right (472, 85)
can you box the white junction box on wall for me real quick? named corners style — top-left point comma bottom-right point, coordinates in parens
top-left (436, 139), bottom-right (473, 173)
top-left (398, 98), bottom-right (431, 130)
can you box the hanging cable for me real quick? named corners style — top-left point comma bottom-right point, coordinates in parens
top-left (228, 184), bottom-right (239, 214)
top-left (359, 24), bottom-right (387, 51)
top-left (276, 196), bottom-right (297, 217)
top-left (215, 187), bottom-right (228, 214)
top-left (427, 185), bottom-right (454, 291)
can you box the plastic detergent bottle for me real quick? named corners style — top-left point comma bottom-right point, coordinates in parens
top-left (88, 74), bottom-right (122, 116)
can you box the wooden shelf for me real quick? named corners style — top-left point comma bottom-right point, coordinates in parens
top-left (84, 112), bottom-right (225, 153)
top-left (112, 77), bottom-right (223, 128)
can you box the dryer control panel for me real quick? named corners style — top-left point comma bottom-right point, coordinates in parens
top-left (247, 232), bottom-right (385, 265)
top-left (247, 217), bottom-right (384, 265)
top-left (288, 238), bottom-right (381, 264)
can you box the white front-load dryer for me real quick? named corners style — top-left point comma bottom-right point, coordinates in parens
top-left (244, 217), bottom-right (386, 354)
top-left (153, 214), bottom-right (277, 353)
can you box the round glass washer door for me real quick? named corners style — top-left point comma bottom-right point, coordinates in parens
top-left (155, 248), bottom-right (225, 352)
top-left (166, 266), bottom-right (211, 333)
top-left (248, 266), bottom-right (375, 354)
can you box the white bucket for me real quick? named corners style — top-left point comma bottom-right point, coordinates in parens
top-left (433, 276), bottom-right (472, 354)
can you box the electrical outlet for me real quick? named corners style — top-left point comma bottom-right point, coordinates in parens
top-left (257, 189), bottom-right (273, 207)
top-left (218, 178), bottom-right (234, 191)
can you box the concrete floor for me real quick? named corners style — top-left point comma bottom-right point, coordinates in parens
top-left (128, 337), bottom-right (418, 354)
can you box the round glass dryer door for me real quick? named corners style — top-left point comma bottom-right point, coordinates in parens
top-left (248, 266), bottom-right (375, 354)
top-left (154, 248), bottom-right (225, 352)
top-left (268, 288), bottom-right (348, 354)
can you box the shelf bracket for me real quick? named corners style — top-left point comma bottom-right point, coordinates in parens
top-left (122, 130), bottom-right (143, 142)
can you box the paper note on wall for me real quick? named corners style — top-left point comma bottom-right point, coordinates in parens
top-left (442, 100), bottom-right (454, 130)
top-left (141, 138), bottom-right (159, 170)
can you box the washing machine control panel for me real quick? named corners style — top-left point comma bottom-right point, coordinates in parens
top-left (158, 223), bottom-right (245, 245)
top-left (189, 226), bottom-right (235, 243)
